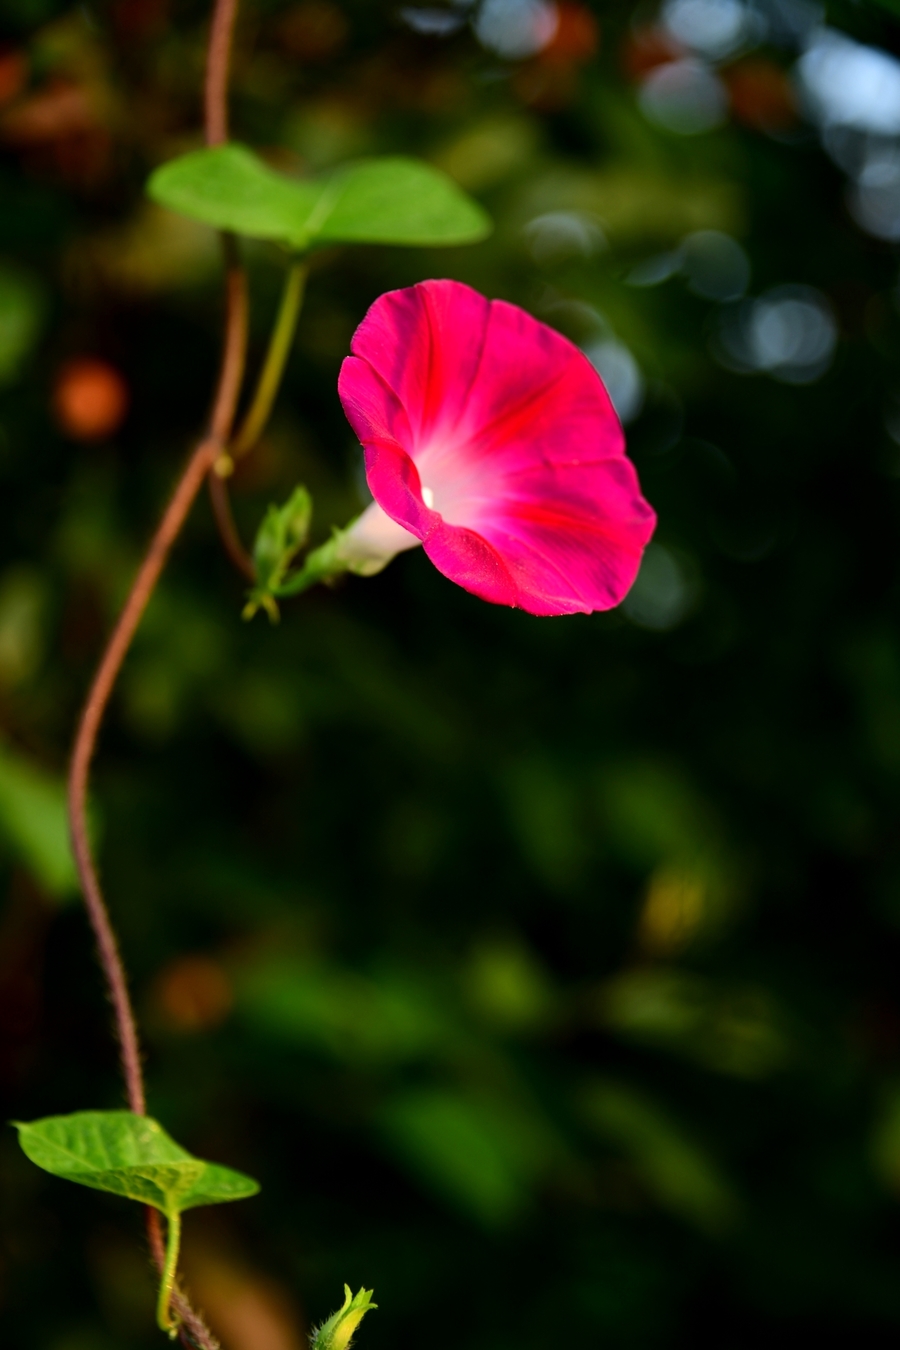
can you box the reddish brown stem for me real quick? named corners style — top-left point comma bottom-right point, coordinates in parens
top-left (204, 0), bottom-right (239, 146)
top-left (208, 469), bottom-right (256, 579)
top-left (67, 437), bottom-right (219, 1111)
top-left (67, 0), bottom-right (246, 1340)
top-left (67, 255), bottom-right (246, 1107)
top-left (66, 208), bottom-right (246, 1350)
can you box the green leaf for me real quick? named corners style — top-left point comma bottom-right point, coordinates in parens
top-left (581, 1079), bottom-right (738, 1234)
top-left (311, 1286), bottom-right (377, 1350)
top-left (147, 145), bottom-right (491, 250)
top-left (598, 967), bottom-right (790, 1078)
top-left (378, 1087), bottom-right (558, 1226)
top-left (147, 145), bottom-right (320, 246)
top-left (0, 265), bottom-right (44, 384)
top-left (0, 742), bottom-right (78, 898)
top-left (310, 158), bottom-right (491, 246)
top-left (13, 1111), bottom-right (259, 1216)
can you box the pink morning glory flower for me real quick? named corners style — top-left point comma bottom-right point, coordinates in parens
top-left (334, 279), bottom-right (656, 616)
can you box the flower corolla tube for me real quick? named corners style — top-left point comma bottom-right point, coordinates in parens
top-left (336, 279), bottom-right (656, 616)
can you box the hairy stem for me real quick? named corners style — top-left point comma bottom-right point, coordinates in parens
top-left (66, 437), bottom-right (223, 1112)
top-left (66, 0), bottom-right (247, 1079)
top-left (67, 0), bottom-right (246, 1341)
top-left (67, 261), bottom-right (247, 1118)
top-left (67, 156), bottom-right (246, 1350)
top-left (204, 0), bottom-right (239, 146)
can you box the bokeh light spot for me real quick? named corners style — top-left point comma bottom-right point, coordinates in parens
top-left (639, 57), bottom-right (728, 135)
top-left (583, 337), bottom-right (645, 424)
top-left (152, 954), bottom-right (234, 1032)
top-left (52, 358), bottom-right (129, 441)
top-left (474, 0), bottom-right (559, 60)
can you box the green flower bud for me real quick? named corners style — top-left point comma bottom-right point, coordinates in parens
top-left (311, 1286), bottom-right (377, 1350)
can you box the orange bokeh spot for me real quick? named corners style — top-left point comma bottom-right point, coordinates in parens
top-left (620, 24), bottom-right (685, 83)
top-left (278, 1), bottom-right (349, 61)
top-left (153, 955), bottom-right (234, 1032)
top-left (52, 358), bottom-right (129, 441)
top-left (513, 3), bottom-right (599, 109)
top-left (0, 48), bottom-right (27, 108)
top-left (541, 3), bottom-right (599, 67)
top-left (112, 0), bottom-right (169, 40)
top-left (724, 58), bottom-right (797, 132)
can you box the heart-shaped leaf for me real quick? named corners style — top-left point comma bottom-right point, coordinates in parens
top-left (147, 145), bottom-right (320, 246)
top-left (147, 145), bottom-right (491, 250)
top-left (13, 1111), bottom-right (259, 1216)
top-left (308, 157), bottom-right (491, 246)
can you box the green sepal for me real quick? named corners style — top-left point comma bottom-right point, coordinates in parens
top-left (272, 527), bottom-right (352, 595)
top-left (12, 1111), bottom-right (259, 1215)
top-left (147, 145), bottom-right (491, 251)
top-left (311, 1286), bottom-right (377, 1350)
top-left (244, 519), bottom-right (359, 621)
top-left (253, 485), bottom-right (313, 593)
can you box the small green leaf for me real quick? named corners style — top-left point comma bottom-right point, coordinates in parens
top-left (147, 145), bottom-right (491, 250)
top-left (311, 1286), bottom-right (377, 1350)
top-left (580, 1079), bottom-right (738, 1234)
top-left (13, 1111), bottom-right (259, 1216)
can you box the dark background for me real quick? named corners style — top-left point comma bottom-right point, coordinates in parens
top-left (3, 0), bottom-right (900, 1346)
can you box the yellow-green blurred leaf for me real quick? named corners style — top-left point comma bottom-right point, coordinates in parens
top-left (238, 958), bottom-right (451, 1063)
top-left (0, 742), bottom-right (77, 898)
top-left (0, 265), bottom-right (44, 384)
top-left (378, 1088), bottom-right (558, 1226)
top-left (596, 967), bottom-right (790, 1078)
top-left (871, 1084), bottom-right (900, 1193)
top-left (463, 935), bottom-right (555, 1031)
top-left (581, 1078), bottom-right (738, 1233)
top-left (516, 167), bottom-right (742, 247)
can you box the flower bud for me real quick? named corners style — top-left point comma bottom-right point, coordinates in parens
top-left (311, 1286), bottom-right (377, 1350)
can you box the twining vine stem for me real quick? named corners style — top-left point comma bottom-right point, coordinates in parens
top-left (66, 255), bottom-right (246, 1116)
top-left (65, 0), bottom-right (248, 1342)
top-left (204, 0), bottom-right (239, 148)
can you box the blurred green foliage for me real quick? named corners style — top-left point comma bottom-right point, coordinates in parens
top-left (2, 0), bottom-right (900, 1347)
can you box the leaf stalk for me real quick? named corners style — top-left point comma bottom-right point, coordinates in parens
top-left (157, 1210), bottom-right (183, 1336)
top-left (230, 258), bottom-right (308, 460)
